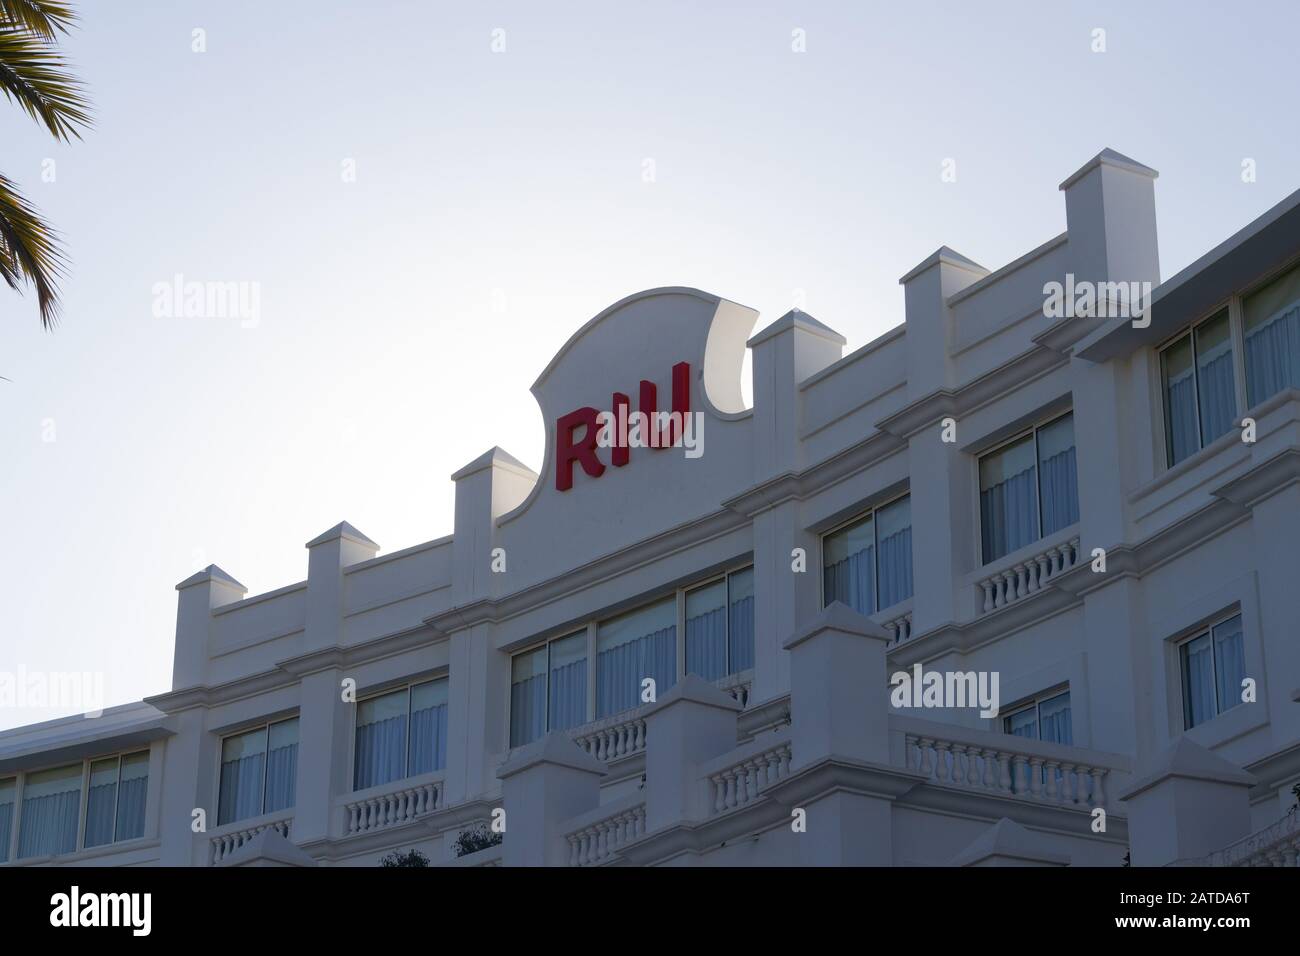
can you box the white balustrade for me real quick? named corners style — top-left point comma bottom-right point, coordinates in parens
top-left (344, 777), bottom-right (443, 835)
top-left (1205, 811), bottom-right (1300, 867)
top-left (566, 803), bottom-right (647, 866)
top-left (571, 711), bottom-right (647, 761)
top-left (209, 817), bottom-right (292, 864)
top-left (717, 670), bottom-right (754, 709)
top-left (902, 730), bottom-right (1110, 808)
top-left (707, 739), bottom-right (793, 815)
top-left (883, 611), bottom-right (913, 644)
top-left (977, 536), bottom-right (1080, 613)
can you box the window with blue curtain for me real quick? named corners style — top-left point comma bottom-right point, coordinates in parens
top-left (548, 633), bottom-right (588, 733)
top-left (823, 497), bottom-right (913, 615)
top-left (980, 434), bottom-right (1039, 563)
top-left (1182, 613), bottom-right (1246, 729)
top-left (219, 727), bottom-right (268, 825)
top-left (115, 751), bottom-right (149, 842)
top-left (597, 597), bottom-right (676, 718)
top-left (510, 646), bottom-right (549, 747)
top-left (0, 778), bottom-right (16, 863)
top-left (1244, 264), bottom-right (1300, 408)
top-left (17, 763), bottom-right (81, 859)
top-left (1003, 690), bottom-right (1072, 789)
top-left (83, 750), bottom-right (151, 848)
top-left (685, 579), bottom-right (727, 681)
top-left (980, 415), bottom-right (1079, 564)
top-left (83, 757), bottom-right (120, 848)
top-left (685, 566), bottom-right (755, 681)
top-left (264, 718), bottom-right (299, 813)
top-left (408, 680), bottom-right (449, 775)
top-left (1162, 311), bottom-right (1238, 467)
top-left (355, 690), bottom-right (409, 790)
top-left (510, 633), bottom-right (589, 747)
top-left (727, 566), bottom-right (755, 673)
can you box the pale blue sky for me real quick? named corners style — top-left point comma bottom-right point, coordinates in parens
top-left (2, 0), bottom-right (1297, 728)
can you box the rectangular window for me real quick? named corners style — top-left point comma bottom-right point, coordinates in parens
top-left (219, 717), bottom-right (299, 824)
top-left (1181, 613), bottom-right (1246, 729)
top-left (1002, 690), bottom-right (1073, 744)
top-left (822, 495), bottom-right (913, 615)
top-left (17, 763), bottom-right (81, 859)
top-left (83, 750), bottom-right (150, 849)
top-left (510, 632), bottom-right (588, 748)
top-left (979, 414), bottom-right (1079, 564)
top-left (685, 566), bottom-right (755, 682)
top-left (0, 778), bottom-right (14, 863)
top-left (1244, 264), bottom-right (1300, 408)
top-left (596, 597), bottom-right (676, 718)
top-left (1161, 310), bottom-right (1237, 466)
top-left (354, 681), bottom-right (447, 790)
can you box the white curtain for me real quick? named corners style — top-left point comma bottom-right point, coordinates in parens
top-left (408, 703), bottom-right (448, 775)
top-left (1197, 347), bottom-right (1237, 445)
top-left (823, 544), bottom-right (873, 615)
top-left (685, 605), bottom-right (727, 681)
top-left (83, 779), bottom-right (117, 848)
top-left (115, 773), bottom-right (148, 842)
top-left (264, 742), bottom-right (298, 813)
top-left (0, 800), bottom-right (12, 863)
top-left (1246, 305), bottom-right (1300, 407)
top-left (877, 526), bottom-right (913, 609)
top-left (18, 787), bottom-right (79, 858)
top-left (1183, 636), bottom-right (1216, 728)
top-left (728, 593), bottom-right (755, 673)
top-left (597, 624), bottom-right (675, 717)
top-left (510, 673), bottom-right (546, 746)
top-left (353, 715), bottom-right (406, 790)
top-left (218, 753), bottom-right (266, 825)
top-left (1038, 447), bottom-right (1079, 537)
top-left (981, 467), bottom-right (1037, 562)
top-left (548, 658), bottom-right (586, 732)
top-left (1213, 618), bottom-right (1246, 715)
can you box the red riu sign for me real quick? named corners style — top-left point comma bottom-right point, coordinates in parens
top-left (555, 361), bottom-right (690, 491)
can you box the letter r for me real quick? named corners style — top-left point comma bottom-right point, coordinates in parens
top-left (555, 407), bottom-right (606, 491)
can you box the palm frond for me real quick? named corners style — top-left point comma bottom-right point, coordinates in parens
top-left (0, 172), bottom-right (66, 329)
top-left (0, 0), bottom-right (75, 40)
top-left (0, 20), bottom-right (90, 141)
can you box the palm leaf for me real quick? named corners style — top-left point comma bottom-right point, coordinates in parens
top-left (0, 172), bottom-right (66, 329)
top-left (0, 20), bottom-right (90, 141)
top-left (0, 0), bottom-right (75, 40)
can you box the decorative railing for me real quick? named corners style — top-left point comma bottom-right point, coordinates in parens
top-left (564, 799), bottom-right (647, 866)
top-left (703, 736), bottom-right (793, 816)
top-left (882, 611), bottom-right (914, 644)
top-left (209, 816), bottom-right (292, 864)
top-left (571, 710), bottom-right (647, 761)
top-left (342, 772), bottom-right (444, 836)
top-left (717, 670), bottom-right (754, 709)
top-left (1204, 811), bottom-right (1300, 866)
top-left (894, 716), bottom-right (1129, 810)
top-left (977, 536), bottom-right (1080, 613)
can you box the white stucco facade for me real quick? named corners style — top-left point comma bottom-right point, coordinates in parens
top-left (4, 147), bottom-right (1300, 868)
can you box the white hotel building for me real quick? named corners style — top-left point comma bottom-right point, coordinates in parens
top-left (3, 149), bottom-right (1300, 869)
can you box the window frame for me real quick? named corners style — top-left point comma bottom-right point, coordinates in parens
top-left (683, 565), bottom-right (756, 682)
top-left (350, 678), bottom-right (447, 793)
top-left (6, 748), bottom-right (151, 861)
top-left (1177, 611), bottom-right (1246, 730)
top-left (508, 563), bottom-right (756, 743)
top-left (1157, 306), bottom-right (1236, 466)
top-left (1154, 256), bottom-right (1300, 471)
top-left (1001, 687), bottom-right (1072, 742)
top-left (819, 491), bottom-right (913, 612)
top-left (508, 630), bottom-right (587, 746)
top-left (976, 412), bottom-right (1078, 566)
top-left (217, 715), bottom-right (300, 822)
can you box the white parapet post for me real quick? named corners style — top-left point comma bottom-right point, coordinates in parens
top-left (496, 731), bottom-right (607, 867)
